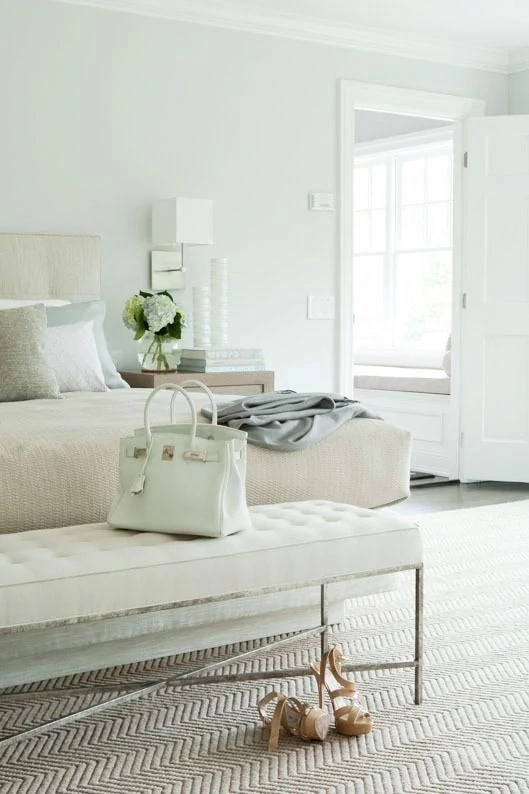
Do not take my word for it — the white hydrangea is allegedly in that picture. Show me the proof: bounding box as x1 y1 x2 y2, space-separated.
122 294 145 332
143 294 177 333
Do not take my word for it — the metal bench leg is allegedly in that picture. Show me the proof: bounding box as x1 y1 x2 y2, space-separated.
320 583 329 657
414 565 424 705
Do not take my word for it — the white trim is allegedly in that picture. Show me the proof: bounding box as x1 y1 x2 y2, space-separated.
343 81 485 121
339 84 355 397
51 0 517 74
354 126 454 158
339 80 484 397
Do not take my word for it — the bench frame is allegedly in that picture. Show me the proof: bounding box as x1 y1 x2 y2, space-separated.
0 562 424 750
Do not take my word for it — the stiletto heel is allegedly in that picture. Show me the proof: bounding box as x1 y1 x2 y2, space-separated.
257 691 330 750
311 647 373 737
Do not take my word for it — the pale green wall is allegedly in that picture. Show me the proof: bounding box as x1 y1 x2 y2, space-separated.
0 0 510 389
509 70 529 113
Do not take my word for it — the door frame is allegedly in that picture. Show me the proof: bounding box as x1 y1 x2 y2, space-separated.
338 81 484 478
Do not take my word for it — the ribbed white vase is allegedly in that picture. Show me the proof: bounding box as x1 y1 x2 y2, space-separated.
192 285 211 349
210 258 229 348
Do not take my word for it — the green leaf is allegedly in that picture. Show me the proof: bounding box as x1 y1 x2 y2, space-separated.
139 290 152 298
165 316 182 339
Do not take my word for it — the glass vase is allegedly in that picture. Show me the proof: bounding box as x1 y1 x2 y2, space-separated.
136 333 180 372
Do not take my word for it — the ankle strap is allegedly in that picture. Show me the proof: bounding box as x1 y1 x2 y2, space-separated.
326 647 357 692
258 692 287 750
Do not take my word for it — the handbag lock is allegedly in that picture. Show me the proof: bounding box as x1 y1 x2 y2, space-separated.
183 449 207 463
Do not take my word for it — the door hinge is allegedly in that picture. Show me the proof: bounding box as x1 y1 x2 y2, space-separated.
463 151 468 168
460 431 464 448
462 292 467 309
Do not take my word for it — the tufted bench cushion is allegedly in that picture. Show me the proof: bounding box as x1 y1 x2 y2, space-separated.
0 501 421 631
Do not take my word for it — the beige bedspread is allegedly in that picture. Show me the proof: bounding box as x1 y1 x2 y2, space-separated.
0 390 410 533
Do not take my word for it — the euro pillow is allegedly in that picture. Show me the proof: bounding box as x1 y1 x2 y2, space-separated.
0 304 60 402
46 300 129 389
44 320 107 393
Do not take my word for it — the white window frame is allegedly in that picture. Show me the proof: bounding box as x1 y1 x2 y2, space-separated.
353 128 454 368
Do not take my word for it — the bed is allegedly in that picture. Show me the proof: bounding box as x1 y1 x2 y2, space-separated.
0 233 411 534
0 389 410 534
0 233 411 683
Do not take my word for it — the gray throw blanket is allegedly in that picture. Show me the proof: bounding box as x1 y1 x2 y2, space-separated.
201 390 381 451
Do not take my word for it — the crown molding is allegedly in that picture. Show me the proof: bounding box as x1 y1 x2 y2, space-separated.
508 47 529 73
53 0 515 74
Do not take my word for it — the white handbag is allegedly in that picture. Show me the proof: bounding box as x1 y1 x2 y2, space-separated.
107 381 252 537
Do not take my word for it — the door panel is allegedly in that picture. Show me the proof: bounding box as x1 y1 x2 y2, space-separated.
461 115 529 482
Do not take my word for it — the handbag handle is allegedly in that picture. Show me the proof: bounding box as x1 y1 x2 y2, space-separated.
169 379 218 426
143 383 198 448
130 384 206 496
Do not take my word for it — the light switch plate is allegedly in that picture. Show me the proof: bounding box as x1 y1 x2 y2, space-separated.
308 192 335 211
307 295 335 320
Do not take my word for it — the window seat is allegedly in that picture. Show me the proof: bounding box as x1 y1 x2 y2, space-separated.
354 365 450 395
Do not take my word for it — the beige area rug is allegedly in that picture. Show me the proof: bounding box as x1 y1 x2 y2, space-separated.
1 500 529 794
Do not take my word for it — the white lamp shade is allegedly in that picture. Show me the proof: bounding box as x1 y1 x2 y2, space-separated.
152 197 214 246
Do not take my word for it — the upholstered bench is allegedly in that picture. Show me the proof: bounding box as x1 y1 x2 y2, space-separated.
0 500 423 748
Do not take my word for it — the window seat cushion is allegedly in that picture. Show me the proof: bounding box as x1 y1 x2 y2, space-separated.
354 365 450 395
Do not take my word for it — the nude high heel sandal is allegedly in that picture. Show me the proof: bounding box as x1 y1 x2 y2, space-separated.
311 647 373 737
257 691 330 750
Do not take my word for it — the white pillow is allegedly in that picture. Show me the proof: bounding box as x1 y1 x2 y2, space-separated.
0 299 71 309
44 320 107 393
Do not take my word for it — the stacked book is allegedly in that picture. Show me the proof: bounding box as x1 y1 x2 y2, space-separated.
178 348 266 373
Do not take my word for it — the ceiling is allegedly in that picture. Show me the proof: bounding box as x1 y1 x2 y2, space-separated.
54 0 529 73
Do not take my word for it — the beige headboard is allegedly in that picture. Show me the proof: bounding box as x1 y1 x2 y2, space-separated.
0 234 101 301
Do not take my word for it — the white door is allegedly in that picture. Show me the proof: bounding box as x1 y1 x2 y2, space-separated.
460 115 529 483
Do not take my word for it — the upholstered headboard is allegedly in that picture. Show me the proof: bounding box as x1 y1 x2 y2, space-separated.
0 234 101 301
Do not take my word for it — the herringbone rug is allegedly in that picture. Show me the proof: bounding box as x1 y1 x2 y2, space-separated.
1 500 529 794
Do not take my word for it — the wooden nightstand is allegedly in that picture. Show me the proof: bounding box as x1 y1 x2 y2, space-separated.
120 370 275 395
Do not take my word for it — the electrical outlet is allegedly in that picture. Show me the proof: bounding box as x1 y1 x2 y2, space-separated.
307 296 335 320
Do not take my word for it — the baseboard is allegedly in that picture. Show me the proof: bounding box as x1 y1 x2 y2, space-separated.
410 474 455 487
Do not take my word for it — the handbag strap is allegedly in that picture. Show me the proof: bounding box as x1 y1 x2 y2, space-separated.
130 384 203 496
143 383 198 448
170 379 218 426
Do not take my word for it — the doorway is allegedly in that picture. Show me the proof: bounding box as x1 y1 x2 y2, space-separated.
339 81 485 480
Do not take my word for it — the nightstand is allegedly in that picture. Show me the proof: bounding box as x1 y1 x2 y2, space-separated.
120 370 275 395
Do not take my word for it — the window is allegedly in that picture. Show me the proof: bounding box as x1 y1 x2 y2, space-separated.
353 131 453 368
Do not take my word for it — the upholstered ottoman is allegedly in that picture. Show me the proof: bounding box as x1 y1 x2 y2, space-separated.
0 501 423 748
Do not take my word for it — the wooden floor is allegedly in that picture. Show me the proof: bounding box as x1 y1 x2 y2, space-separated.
391 481 529 518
